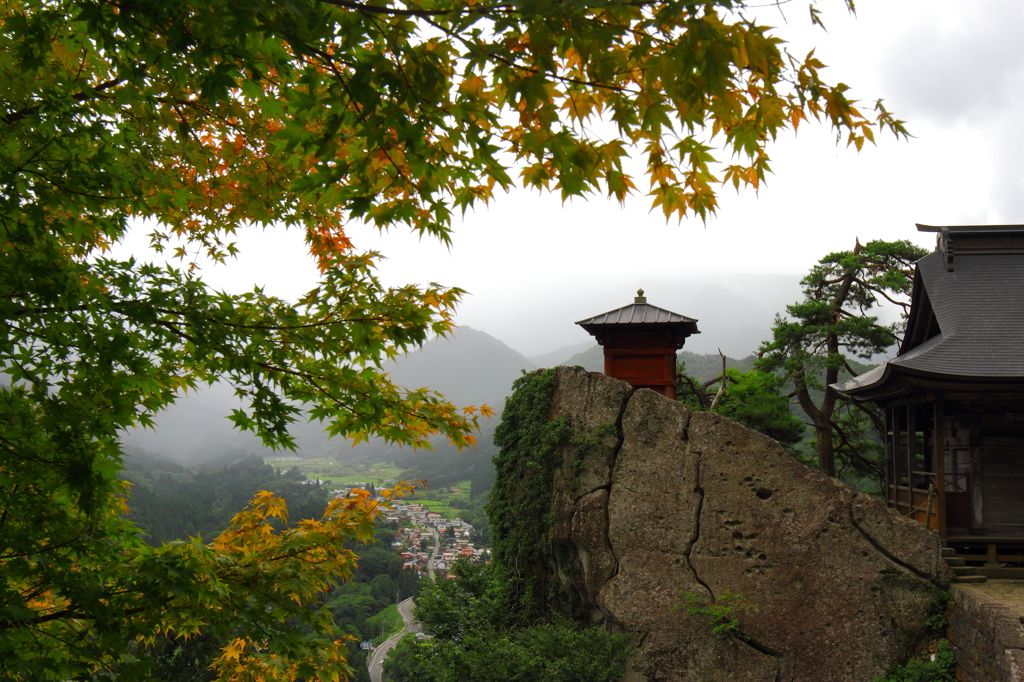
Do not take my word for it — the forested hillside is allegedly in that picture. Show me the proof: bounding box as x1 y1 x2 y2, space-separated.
123 450 324 542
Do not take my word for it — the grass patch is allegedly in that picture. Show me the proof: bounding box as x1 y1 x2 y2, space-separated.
366 603 405 645
412 499 458 518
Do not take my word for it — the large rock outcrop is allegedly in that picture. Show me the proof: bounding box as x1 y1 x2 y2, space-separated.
546 366 949 682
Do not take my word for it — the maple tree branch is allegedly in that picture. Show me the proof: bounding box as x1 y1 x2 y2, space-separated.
420 15 633 95
0 608 89 631
18 582 53 604
249 359 454 434
315 0 671 19
0 533 88 561
316 0 509 17
10 128 84 178
20 168 131 202
146 305 396 332
1 78 126 126
219 571 311 617
2 598 169 632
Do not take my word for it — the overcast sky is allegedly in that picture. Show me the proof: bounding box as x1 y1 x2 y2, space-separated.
114 0 1024 358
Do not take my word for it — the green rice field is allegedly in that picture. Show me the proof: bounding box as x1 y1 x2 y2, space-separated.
262 457 405 485
264 459 476 516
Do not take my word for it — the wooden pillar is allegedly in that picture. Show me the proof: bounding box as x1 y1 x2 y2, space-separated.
885 407 895 508
971 415 984 529
907 405 917 515
933 401 947 538
892 408 903 510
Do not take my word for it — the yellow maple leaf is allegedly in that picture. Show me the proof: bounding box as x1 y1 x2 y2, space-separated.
222 637 246 662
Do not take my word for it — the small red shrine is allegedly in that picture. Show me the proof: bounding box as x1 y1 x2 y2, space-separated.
576 290 699 399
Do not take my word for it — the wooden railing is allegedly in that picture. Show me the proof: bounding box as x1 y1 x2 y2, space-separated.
889 477 939 531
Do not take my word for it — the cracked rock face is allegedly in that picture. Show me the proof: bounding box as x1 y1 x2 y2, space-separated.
547 367 950 682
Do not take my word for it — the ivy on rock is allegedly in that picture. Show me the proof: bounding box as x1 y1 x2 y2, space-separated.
488 369 573 623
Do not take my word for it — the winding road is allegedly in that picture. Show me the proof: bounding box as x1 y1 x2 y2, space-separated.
368 597 418 682
369 527 439 682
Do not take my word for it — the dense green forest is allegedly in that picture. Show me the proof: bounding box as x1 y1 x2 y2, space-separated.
123 449 326 543
120 451 419 682
390 420 499 503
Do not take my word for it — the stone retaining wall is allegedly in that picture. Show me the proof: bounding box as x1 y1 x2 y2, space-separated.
952 585 1024 681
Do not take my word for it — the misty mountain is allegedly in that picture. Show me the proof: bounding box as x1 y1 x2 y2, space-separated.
529 341 593 369
560 344 603 372
120 326 535 464
652 280 795 358
351 327 538 494
381 326 535 409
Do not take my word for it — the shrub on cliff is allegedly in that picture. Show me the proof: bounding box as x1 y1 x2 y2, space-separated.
875 640 956 682
407 561 632 682
488 369 574 621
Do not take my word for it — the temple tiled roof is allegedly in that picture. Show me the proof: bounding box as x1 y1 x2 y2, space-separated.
834 225 1024 395
576 302 697 326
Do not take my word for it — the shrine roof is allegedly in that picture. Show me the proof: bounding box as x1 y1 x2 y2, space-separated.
834 224 1024 396
576 290 699 334
575 303 697 327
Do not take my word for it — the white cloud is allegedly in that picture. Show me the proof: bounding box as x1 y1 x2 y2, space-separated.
879 3 1024 125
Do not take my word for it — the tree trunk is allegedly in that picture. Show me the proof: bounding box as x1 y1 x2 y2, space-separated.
811 239 863 478
793 368 836 476
814 418 836 477
817 383 839 477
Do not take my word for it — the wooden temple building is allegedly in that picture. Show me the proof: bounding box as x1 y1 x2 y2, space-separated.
835 224 1024 566
576 290 699 399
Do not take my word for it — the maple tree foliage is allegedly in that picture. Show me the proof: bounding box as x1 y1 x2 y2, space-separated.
2 0 905 678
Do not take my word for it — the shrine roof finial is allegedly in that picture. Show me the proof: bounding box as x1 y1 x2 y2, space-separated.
635 288 646 303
